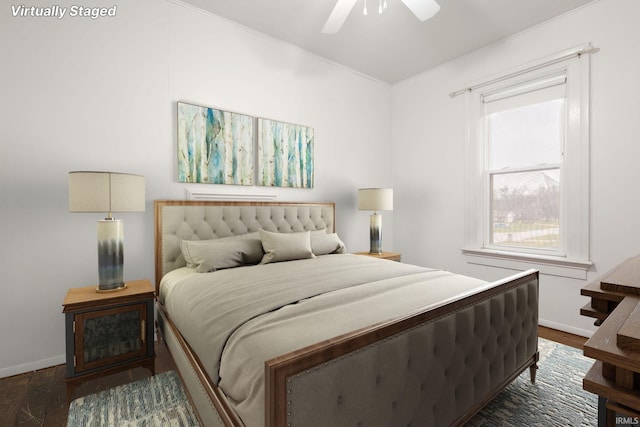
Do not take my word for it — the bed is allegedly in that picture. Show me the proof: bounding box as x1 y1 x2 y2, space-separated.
154 200 539 427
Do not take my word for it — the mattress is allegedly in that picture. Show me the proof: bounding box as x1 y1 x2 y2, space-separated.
159 266 197 304
162 254 491 427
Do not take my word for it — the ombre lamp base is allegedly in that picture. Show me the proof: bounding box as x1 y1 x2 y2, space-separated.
369 212 383 254
96 218 126 292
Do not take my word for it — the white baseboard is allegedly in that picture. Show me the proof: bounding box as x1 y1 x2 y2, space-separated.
0 354 65 379
1 336 161 379
539 318 594 339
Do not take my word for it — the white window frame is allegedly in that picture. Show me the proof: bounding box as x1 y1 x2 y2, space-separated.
461 45 593 279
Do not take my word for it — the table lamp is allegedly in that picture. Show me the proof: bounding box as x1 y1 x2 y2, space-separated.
358 188 393 254
69 171 145 292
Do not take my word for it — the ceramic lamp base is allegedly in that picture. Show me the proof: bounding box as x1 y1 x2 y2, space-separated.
369 212 383 254
97 219 125 292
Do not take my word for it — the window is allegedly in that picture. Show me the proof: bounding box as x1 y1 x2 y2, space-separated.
486 76 564 254
462 47 592 278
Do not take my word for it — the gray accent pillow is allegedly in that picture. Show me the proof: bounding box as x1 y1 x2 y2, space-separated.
311 233 346 255
259 230 315 264
180 232 263 273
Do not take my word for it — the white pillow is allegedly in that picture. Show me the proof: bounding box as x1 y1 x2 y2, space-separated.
311 233 346 255
180 232 263 273
259 230 315 264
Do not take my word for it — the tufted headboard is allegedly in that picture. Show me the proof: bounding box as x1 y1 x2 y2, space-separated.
154 200 335 291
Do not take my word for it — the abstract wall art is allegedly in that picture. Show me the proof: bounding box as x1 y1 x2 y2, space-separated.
257 118 314 188
177 102 254 185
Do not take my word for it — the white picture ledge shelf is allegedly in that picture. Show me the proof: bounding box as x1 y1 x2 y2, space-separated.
186 189 277 201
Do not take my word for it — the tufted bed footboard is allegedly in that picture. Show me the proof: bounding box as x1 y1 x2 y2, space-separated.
265 269 539 427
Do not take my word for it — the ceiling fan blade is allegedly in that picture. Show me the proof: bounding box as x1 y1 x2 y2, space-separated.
400 0 440 21
322 0 358 34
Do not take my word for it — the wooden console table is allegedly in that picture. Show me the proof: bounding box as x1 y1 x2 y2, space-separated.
581 256 640 426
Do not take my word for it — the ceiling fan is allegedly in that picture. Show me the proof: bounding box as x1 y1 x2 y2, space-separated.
322 0 440 34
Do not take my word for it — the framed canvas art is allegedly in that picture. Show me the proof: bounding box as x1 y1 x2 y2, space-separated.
257 118 314 188
177 102 254 185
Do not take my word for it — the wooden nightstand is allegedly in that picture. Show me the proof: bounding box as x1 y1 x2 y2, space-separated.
62 279 155 401
354 251 402 262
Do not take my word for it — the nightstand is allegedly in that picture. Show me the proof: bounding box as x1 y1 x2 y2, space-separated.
62 279 155 401
354 251 402 262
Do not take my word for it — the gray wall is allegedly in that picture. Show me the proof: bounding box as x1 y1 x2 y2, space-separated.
391 0 640 337
0 0 392 377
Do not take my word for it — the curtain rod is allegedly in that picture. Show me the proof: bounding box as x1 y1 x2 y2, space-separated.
449 43 595 98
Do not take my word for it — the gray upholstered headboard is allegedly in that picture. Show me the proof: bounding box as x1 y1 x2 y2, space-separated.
154 200 336 290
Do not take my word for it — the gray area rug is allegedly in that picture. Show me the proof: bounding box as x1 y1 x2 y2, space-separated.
469 337 597 426
67 370 199 426
67 339 596 426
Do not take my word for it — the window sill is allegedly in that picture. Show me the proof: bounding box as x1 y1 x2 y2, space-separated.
461 247 593 279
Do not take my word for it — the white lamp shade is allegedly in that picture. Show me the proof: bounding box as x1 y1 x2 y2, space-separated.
358 188 393 211
69 171 145 214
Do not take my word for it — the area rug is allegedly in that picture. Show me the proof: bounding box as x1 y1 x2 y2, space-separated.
468 337 598 426
67 370 199 426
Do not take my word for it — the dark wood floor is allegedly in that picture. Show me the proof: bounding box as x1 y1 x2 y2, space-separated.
0 338 176 426
538 324 588 350
0 326 586 426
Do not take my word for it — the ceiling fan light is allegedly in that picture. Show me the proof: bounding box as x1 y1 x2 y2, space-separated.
400 0 440 21
323 0 439 34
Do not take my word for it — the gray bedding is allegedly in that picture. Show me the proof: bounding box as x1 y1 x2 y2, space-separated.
164 254 490 427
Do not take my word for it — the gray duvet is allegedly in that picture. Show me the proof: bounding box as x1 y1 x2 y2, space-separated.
165 254 489 427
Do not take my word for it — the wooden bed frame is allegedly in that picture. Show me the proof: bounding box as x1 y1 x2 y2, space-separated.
154 200 540 427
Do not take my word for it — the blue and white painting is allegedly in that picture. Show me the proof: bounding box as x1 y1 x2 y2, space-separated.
257 118 314 188
177 102 253 185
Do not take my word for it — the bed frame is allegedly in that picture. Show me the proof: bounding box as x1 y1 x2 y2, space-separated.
154 200 539 427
